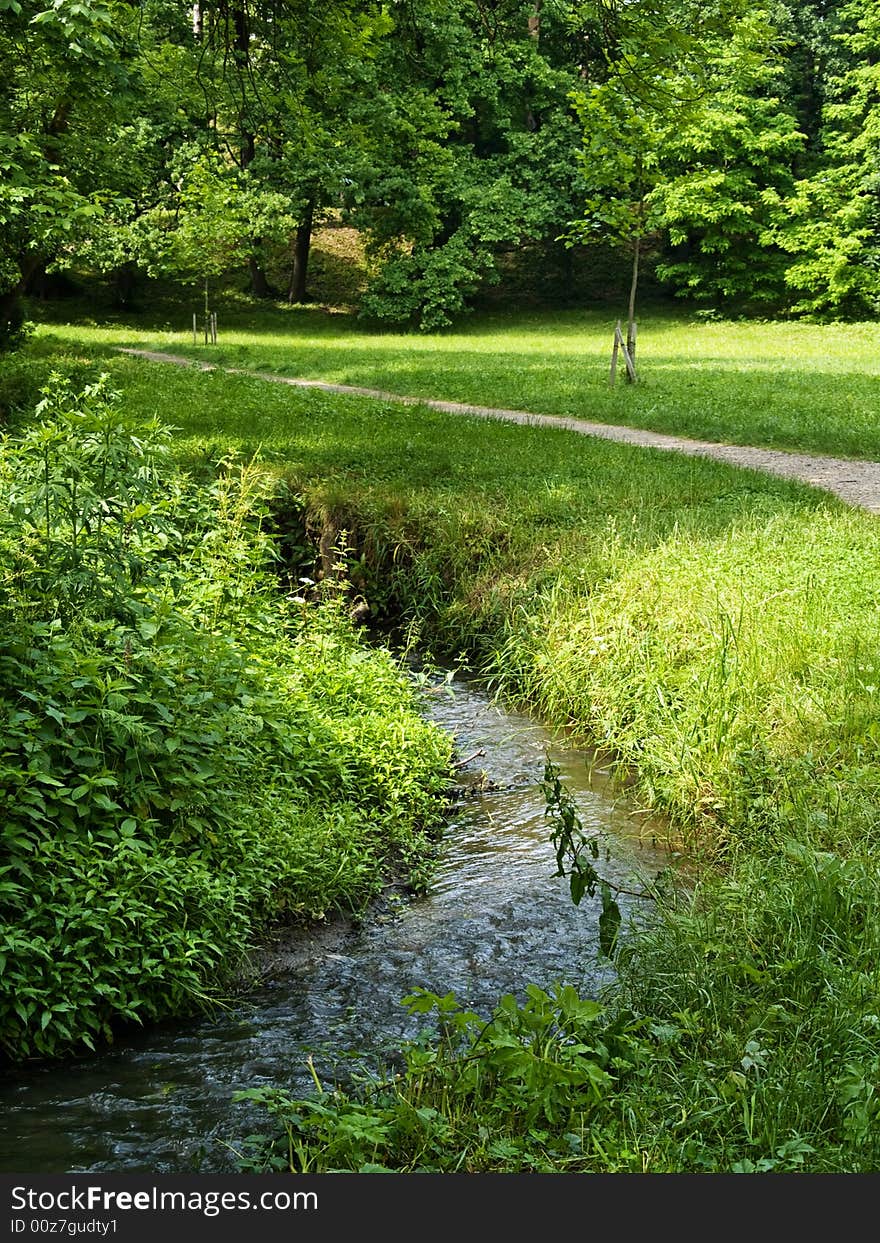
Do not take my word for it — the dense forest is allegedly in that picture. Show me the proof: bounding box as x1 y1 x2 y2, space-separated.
1 0 879 343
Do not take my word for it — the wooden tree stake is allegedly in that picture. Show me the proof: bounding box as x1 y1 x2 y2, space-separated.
627 320 637 380
621 335 637 383
612 321 637 384
610 320 621 386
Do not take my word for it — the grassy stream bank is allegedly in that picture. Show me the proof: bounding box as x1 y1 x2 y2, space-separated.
5 324 880 1170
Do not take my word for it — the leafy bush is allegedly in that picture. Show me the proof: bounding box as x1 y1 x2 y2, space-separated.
359 232 494 332
234 984 652 1173
0 374 452 1061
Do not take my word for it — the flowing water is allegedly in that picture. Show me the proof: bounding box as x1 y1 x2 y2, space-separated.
0 674 675 1174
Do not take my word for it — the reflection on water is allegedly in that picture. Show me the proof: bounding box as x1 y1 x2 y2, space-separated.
0 675 673 1174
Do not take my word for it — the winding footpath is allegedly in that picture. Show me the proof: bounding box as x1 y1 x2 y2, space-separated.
120 347 880 515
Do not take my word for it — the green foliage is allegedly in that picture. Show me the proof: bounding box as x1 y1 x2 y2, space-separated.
23 321 880 1170
650 10 805 307
0 372 452 1061
136 154 254 289
234 984 649 1172
0 0 136 340
571 7 805 314
541 759 622 952
769 0 880 316
541 759 600 905
7 0 880 331
348 0 595 327
359 234 495 332
572 83 667 250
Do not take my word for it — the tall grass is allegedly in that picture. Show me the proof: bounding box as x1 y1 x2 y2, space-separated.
9 330 880 1167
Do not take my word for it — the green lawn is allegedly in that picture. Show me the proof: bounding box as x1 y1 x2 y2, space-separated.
20 330 876 854
33 303 880 460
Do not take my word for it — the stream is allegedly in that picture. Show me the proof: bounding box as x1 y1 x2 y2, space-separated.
0 674 674 1174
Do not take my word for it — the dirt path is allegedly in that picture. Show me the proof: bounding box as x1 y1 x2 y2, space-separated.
120 347 880 515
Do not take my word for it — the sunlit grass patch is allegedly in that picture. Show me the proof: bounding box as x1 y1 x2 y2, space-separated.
30 305 880 460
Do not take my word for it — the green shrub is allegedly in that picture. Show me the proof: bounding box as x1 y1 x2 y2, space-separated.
359 233 495 332
0 374 452 1061
234 984 652 1173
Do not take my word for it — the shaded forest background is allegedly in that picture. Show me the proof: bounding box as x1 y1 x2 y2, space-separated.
1 0 878 341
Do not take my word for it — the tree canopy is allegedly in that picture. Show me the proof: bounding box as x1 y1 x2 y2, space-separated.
1 0 879 341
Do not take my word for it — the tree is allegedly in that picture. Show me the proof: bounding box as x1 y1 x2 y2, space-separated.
570 1 805 357
352 0 594 329
176 0 391 301
650 9 805 309
0 0 137 347
4 0 871 341
570 77 673 371
768 0 880 316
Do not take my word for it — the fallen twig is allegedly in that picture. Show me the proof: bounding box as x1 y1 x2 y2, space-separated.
452 748 486 770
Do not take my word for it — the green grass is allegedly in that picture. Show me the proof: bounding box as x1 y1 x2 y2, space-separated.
13 333 877 855
29 300 880 460
10 322 880 1168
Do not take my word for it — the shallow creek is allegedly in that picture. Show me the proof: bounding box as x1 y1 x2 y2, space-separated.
0 674 674 1174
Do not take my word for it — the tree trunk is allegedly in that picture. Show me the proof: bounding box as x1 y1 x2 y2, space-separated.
626 237 640 381
24 262 51 300
288 200 315 304
113 261 138 309
248 256 273 298
525 0 543 129
236 120 270 298
231 0 267 297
